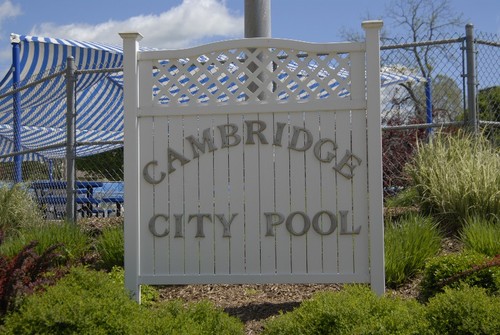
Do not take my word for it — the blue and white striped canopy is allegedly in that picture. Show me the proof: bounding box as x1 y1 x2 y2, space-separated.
0 35 423 162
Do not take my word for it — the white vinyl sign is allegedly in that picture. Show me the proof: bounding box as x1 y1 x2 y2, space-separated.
121 21 385 302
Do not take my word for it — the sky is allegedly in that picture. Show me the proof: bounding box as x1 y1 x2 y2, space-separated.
0 0 498 73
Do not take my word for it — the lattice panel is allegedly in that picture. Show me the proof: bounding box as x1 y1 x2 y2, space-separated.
151 47 352 106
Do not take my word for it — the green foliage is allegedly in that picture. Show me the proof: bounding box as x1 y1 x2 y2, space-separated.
76 148 123 180
478 86 500 145
145 300 244 335
263 285 427 335
0 266 244 335
420 251 500 301
385 213 442 287
107 266 159 308
407 131 500 226
0 266 146 334
0 222 90 264
425 285 500 335
0 184 43 236
460 216 500 257
0 241 65 317
95 225 124 270
384 187 419 208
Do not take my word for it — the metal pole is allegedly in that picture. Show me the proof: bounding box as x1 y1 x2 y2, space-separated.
10 34 22 183
245 0 271 38
465 23 478 134
66 56 76 223
425 77 433 137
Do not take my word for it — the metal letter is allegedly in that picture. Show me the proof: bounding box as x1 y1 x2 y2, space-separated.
273 122 287 146
186 128 217 159
143 160 167 185
339 210 361 235
218 123 241 148
148 214 169 237
215 213 238 237
167 148 190 174
174 214 184 238
312 210 337 235
289 126 313 151
285 211 311 236
188 214 212 238
313 138 337 163
245 120 269 144
264 212 285 236
332 150 362 179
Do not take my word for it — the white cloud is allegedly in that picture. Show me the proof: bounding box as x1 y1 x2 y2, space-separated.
0 0 21 37
29 0 243 49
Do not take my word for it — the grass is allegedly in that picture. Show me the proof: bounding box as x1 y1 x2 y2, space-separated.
407 131 500 226
0 184 43 235
384 213 442 287
460 216 500 257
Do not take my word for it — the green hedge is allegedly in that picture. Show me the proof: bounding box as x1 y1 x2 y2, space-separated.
0 266 244 335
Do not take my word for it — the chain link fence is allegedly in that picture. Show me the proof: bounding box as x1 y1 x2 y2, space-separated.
0 25 498 219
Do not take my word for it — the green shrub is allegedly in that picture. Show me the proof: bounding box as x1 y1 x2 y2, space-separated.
0 266 146 334
425 286 500 335
0 184 43 236
420 251 500 301
107 266 159 308
385 213 442 287
407 131 500 226
385 187 419 208
95 225 124 270
145 300 244 335
0 222 90 263
263 285 426 335
1 266 244 334
460 216 500 257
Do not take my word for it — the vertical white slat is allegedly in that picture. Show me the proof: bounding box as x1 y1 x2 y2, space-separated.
350 50 370 277
243 114 262 274
152 117 170 275
228 114 245 274
288 112 308 274
259 113 277 274
363 20 385 295
317 111 339 274
183 115 201 274
273 112 292 274
213 114 231 275
167 116 186 275
121 32 143 301
139 117 155 275
198 116 215 275
139 60 154 110
351 109 369 276
335 110 354 274
303 111 323 274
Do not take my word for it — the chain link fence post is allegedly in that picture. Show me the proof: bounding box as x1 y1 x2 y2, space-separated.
465 24 478 134
66 56 76 223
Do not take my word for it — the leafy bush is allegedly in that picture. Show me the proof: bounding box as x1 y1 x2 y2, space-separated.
0 222 90 264
0 241 65 317
0 266 146 334
0 184 43 236
145 300 244 335
384 187 419 208
263 285 427 335
95 225 124 270
107 266 159 307
460 216 500 257
420 251 500 301
407 131 500 226
385 213 442 287
425 286 500 335
1 266 244 334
